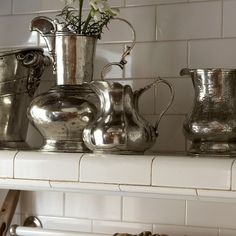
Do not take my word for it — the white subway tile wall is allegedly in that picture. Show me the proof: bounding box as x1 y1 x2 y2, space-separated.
1 0 236 235
17 189 236 235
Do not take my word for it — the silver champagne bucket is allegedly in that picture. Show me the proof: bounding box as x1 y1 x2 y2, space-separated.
180 68 236 156
0 47 50 149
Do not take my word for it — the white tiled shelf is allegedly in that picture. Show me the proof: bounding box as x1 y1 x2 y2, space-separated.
1 150 236 202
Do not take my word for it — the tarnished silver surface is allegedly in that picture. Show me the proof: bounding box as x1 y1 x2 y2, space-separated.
83 79 174 154
180 68 236 156
30 16 97 84
0 48 50 149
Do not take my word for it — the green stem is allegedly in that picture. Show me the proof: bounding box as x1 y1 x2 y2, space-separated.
82 10 92 34
78 0 84 34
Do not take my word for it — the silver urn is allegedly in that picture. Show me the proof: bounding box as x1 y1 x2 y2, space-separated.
27 16 99 152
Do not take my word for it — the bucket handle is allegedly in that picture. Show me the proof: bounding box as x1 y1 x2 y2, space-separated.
101 17 136 80
16 50 51 96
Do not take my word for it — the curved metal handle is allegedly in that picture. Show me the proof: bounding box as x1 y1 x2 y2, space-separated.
154 78 175 134
101 17 136 80
16 50 51 96
30 16 56 71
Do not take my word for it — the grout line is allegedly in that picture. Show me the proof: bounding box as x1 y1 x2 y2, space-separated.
125 0 221 8
120 196 123 221
11 0 13 15
100 35 236 44
91 219 94 233
150 156 156 186
187 40 190 67
196 188 199 198
5 0 221 18
62 192 66 217
13 151 19 179
221 0 224 38
78 153 86 182
230 159 236 190
155 5 158 41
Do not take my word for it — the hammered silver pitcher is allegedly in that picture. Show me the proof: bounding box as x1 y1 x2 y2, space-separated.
0 47 50 149
180 68 236 156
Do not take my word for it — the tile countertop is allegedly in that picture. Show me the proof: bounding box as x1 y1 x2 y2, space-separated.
1 150 236 201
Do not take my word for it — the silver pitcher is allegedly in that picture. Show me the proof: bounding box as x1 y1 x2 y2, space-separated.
0 47 50 149
83 60 174 154
180 68 236 156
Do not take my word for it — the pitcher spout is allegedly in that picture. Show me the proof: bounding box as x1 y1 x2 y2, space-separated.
30 16 56 72
180 68 193 76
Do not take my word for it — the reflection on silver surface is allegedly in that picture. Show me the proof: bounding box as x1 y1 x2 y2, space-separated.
0 48 50 149
28 84 99 152
83 79 174 154
180 68 236 156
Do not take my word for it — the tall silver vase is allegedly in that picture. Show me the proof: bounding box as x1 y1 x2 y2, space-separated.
180 68 236 156
27 17 99 152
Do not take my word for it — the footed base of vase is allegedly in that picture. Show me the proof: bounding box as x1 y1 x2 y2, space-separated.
0 141 30 150
92 149 145 155
40 139 91 153
188 141 236 157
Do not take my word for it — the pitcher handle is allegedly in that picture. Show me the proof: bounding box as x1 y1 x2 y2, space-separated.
101 17 136 80
154 77 175 134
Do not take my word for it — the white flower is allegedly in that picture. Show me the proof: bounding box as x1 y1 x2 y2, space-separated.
106 7 119 17
90 0 108 12
91 10 102 22
89 0 119 22
58 0 120 36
